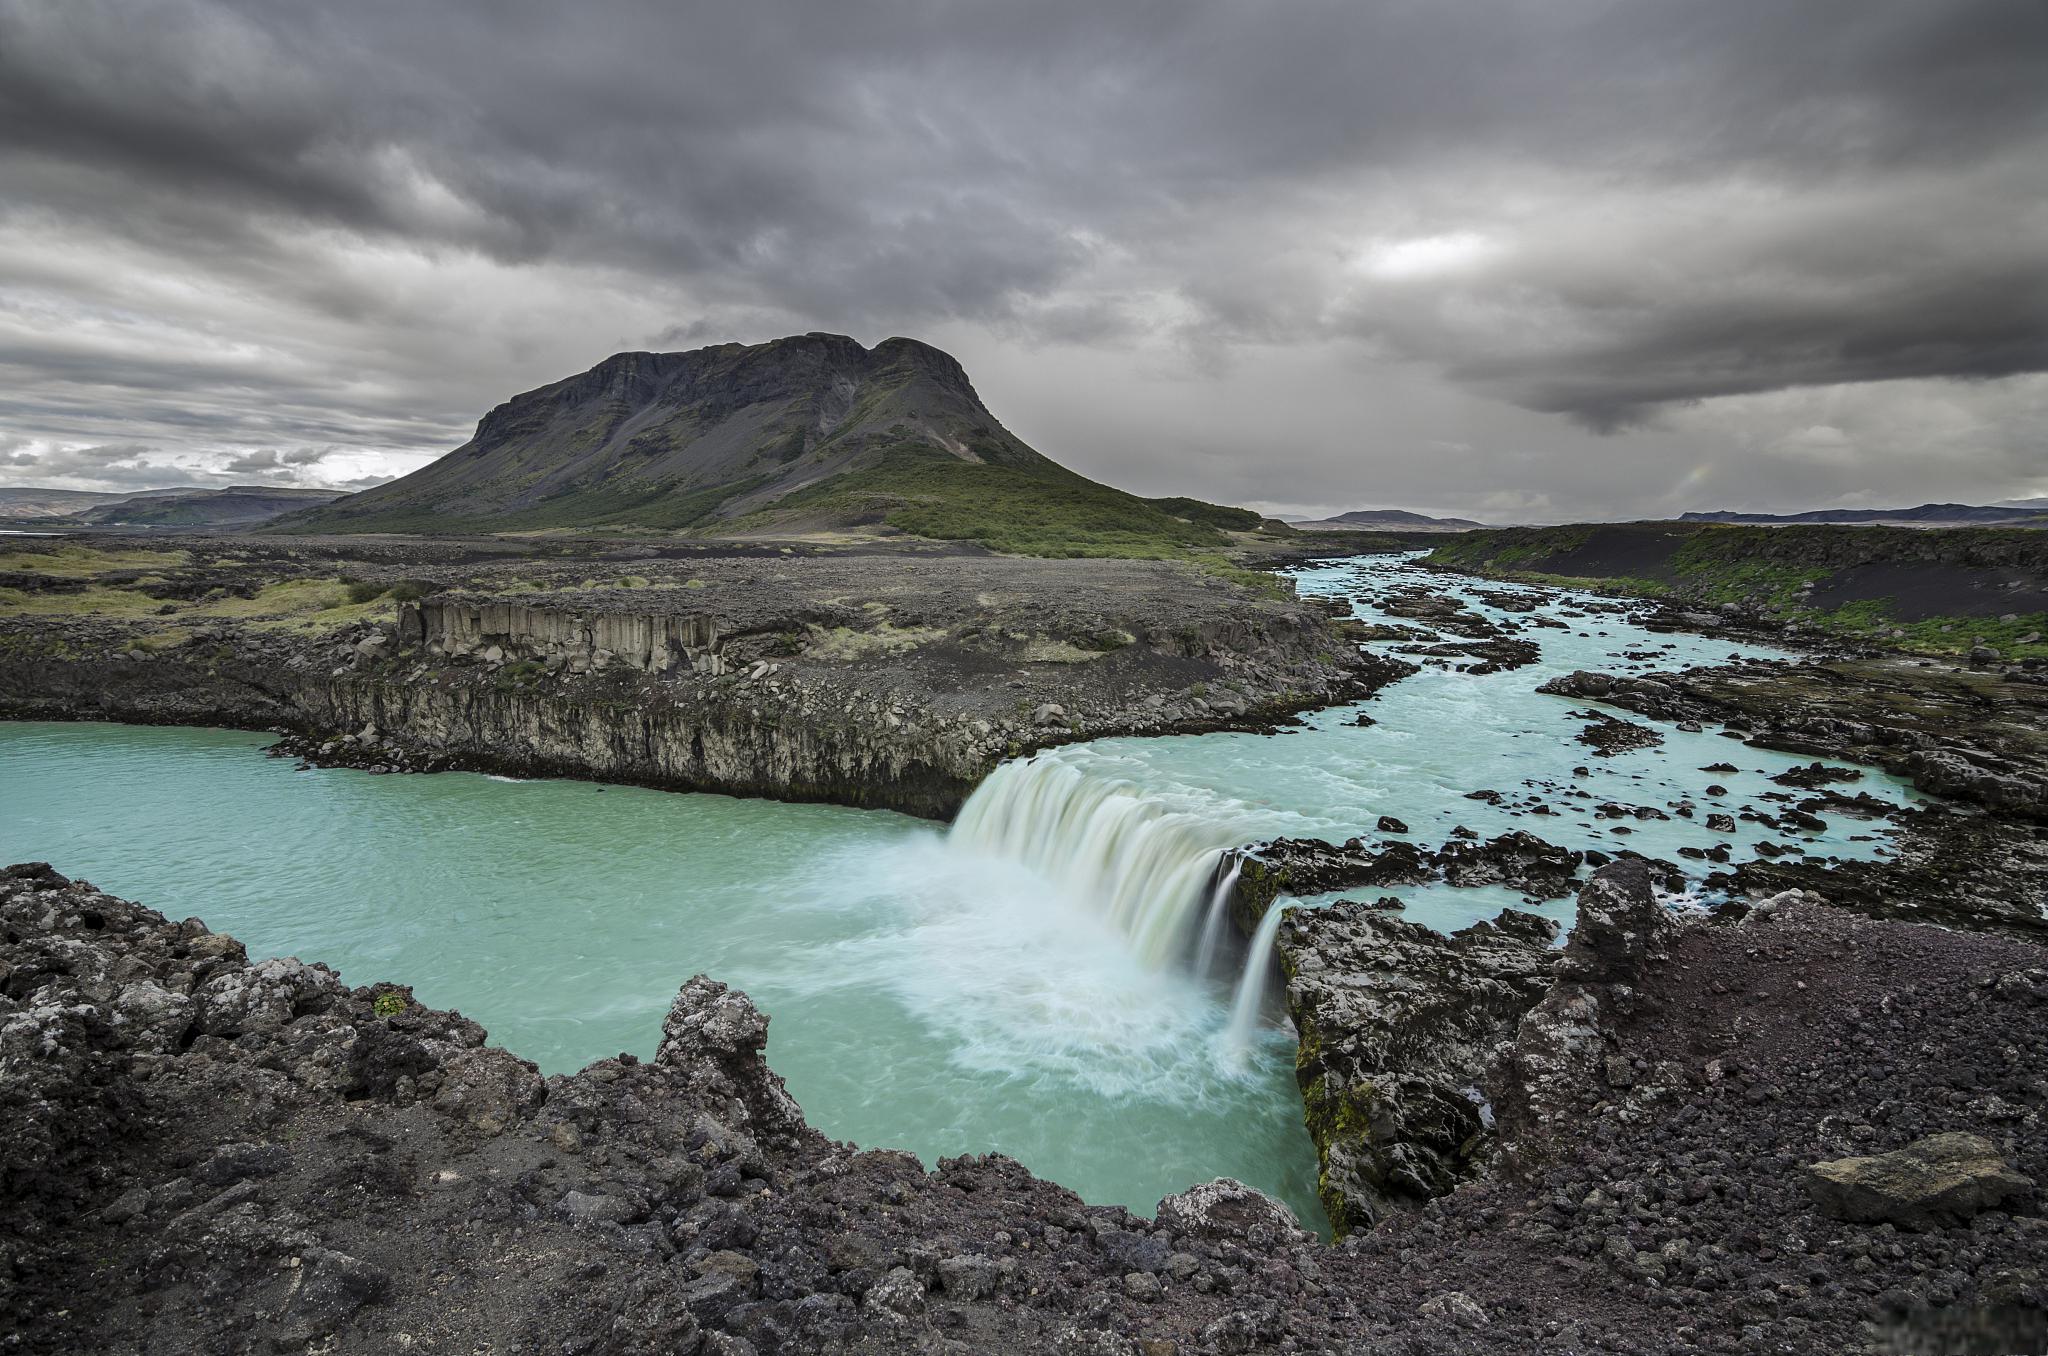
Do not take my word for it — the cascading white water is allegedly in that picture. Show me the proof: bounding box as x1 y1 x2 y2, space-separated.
1192 860 1244 979
950 750 1300 1057
949 749 1255 970
1224 897 1293 1054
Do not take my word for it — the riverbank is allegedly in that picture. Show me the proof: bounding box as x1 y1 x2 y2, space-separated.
7 859 2041 1354
1191 557 2048 1247
1537 656 2048 941
0 535 1393 817
1425 521 2048 663
10 537 2046 1295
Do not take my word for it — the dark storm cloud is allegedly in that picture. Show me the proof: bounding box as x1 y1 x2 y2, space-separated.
0 0 2044 504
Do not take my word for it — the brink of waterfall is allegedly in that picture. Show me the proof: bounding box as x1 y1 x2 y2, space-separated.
949 749 1293 1046
948 750 1256 969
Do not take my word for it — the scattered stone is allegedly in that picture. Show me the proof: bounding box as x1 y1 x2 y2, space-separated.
1805 1133 2035 1230
1418 1291 1489 1327
1772 761 1862 789
1574 711 1664 757
1154 1178 1306 1246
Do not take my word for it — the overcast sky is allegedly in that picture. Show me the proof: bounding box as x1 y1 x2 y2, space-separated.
2 0 2043 520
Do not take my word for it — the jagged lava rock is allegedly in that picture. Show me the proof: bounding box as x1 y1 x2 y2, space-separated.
1491 858 1677 1159
1277 901 1559 1235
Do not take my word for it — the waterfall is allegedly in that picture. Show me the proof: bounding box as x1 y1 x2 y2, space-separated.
950 751 1299 1054
1224 897 1293 1052
1192 860 1244 979
949 750 1253 969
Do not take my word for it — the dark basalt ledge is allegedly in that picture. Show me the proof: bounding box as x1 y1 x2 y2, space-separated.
0 577 1410 821
1222 830 1593 937
1263 860 1676 1240
1279 901 1560 1236
1536 662 2048 822
11 861 2046 1354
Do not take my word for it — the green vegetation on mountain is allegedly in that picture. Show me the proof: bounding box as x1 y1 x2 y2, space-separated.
1431 522 2048 659
302 476 781 536
274 331 1300 565
1143 497 1269 532
739 447 1239 558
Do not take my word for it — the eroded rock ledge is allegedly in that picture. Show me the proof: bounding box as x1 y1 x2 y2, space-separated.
1279 902 1559 1235
0 547 1401 818
1225 830 1605 935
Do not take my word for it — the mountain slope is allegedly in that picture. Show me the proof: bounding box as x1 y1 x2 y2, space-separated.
0 487 129 521
287 333 1065 534
0 487 209 522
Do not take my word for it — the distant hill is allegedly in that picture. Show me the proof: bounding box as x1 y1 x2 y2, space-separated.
279 333 1266 558
0 486 206 522
1681 503 2048 528
77 485 346 527
1287 508 1483 532
0 484 339 527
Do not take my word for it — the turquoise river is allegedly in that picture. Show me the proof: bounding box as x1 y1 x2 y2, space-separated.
0 555 1919 1227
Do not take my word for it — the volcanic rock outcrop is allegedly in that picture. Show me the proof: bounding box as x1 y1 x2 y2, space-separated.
0 544 1388 818
1277 902 1560 1234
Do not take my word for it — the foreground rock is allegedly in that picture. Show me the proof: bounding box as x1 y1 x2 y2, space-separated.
1806 1134 2035 1231
1491 859 1678 1157
8 861 2047 1354
1440 891 2048 1355
1278 903 1559 1234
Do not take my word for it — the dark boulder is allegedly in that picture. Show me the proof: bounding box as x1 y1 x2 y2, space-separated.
1279 903 1560 1235
1805 1134 2034 1230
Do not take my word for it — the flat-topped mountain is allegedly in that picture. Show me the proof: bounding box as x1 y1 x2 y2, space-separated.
1682 503 2048 528
286 333 1066 535
76 485 345 527
0 486 209 522
1288 508 1483 532
0 485 342 528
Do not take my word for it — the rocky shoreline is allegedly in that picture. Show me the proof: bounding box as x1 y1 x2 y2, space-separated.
1536 658 2048 940
1212 588 2048 1261
7 859 2044 1354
